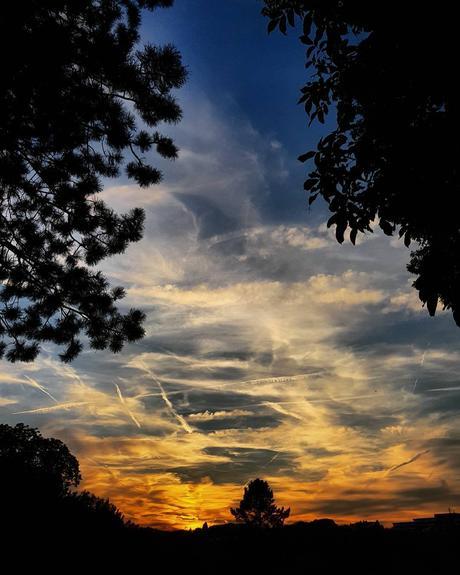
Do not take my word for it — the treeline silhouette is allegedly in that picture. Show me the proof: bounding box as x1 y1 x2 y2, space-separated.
1 423 458 573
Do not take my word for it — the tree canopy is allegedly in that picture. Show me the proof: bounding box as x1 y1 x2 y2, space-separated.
0 422 80 501
263 1 460 325
231 478 290 528
0 423 127 533
0 0 186 362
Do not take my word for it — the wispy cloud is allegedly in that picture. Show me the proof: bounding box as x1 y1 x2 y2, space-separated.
2 95 460 530
136 362 193 434
263 401 304 421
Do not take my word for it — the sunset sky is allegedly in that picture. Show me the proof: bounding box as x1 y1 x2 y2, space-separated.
2 0 460 530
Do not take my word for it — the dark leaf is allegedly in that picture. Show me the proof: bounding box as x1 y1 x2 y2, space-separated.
298 151 316 162
304 178 318 190
350 228 358 245
335 219 347 244
267 19 278 34
427 294 438 317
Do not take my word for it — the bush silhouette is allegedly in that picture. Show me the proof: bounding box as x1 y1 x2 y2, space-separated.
231 478 290 528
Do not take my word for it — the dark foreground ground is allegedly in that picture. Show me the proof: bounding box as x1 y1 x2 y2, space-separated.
3 520 458 574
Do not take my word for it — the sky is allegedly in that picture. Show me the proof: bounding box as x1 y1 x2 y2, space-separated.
3 0 460 530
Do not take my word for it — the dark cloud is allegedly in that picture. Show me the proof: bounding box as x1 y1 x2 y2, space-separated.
190 415 279 432
140 389 263 420
416 393 460 419
341 488 380 496
69 424 154 439
352 464 387 474
423 435 460 472
202 350 255 362
129 335 203 358
201 349 274 366
395 483 455 504
207 234 248 257
304 447 343 459
178 194 238 239
304 482 458 518
178 390 258 413
170 447 308 484
331 409 399 433
337 316 432 351
305 498 394 517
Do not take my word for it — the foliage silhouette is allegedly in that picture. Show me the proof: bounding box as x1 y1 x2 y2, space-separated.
62 490 127 530
230 478 290 528
0 1 186 362
0 423 126 533
1 424 460 573
263 1 460 325
0 422 80 500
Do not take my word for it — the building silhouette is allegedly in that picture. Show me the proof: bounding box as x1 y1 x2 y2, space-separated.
393 512 460 532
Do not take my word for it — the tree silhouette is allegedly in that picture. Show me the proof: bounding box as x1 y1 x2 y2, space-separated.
263 1 460 326
0 422 81 524
231 478 290 528
0 422 81 494
0 1 186 362
0 423 128 535
63 490 127 530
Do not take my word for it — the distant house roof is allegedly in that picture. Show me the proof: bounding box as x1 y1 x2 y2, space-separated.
393 512 460 530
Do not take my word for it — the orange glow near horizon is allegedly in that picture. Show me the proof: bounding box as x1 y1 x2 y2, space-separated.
69 416 457 531
2 183 460 532
4 1 460 536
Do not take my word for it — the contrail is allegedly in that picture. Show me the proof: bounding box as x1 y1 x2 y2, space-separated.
426 386 460 392
24 376 58 403
137 361 193 434
268 453 279 465
157 346 190 364
235 393 384 410
157 346 216 375
265 453 279 467
298 393 381 405
387 450 430 473
254 452 282 479
420 350 426 366
41 354 84 386
114 383 142 429
259 452 279 472
12 401 89 415
263 401 303 421
412 342 430 393
156 379 193 434
133 390 184 400
240 372 325 386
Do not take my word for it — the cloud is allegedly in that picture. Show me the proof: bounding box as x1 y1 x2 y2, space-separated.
0 398 17 407
134 361 194 434
263 401 304 421
3 93 460 530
